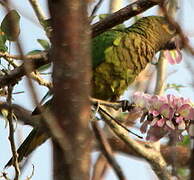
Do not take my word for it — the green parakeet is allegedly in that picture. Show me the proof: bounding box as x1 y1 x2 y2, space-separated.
6 16 177 167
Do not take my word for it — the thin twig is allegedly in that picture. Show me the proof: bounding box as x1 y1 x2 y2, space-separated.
0 172 11 180
28 0 50 36
25 164 35 180
0 102 42 128
98 106 142 139
7 85 20 179
90 0 103 16
0 56 50 88
92 0 162 37
91 154 108 180
0 51 47 60
30 71 52 89
91 121 126 180
90 97 123 110
0 52 52 89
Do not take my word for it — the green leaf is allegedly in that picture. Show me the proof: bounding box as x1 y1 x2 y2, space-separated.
27 49 42 55
1 10 20 41
37 39 50 50
177 167 189 178
178 135 190 146
99 14 109 20
37 63 51 72
0 29 7 52
165 83 185 92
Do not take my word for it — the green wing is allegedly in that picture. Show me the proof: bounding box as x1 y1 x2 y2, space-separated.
92 29 125 68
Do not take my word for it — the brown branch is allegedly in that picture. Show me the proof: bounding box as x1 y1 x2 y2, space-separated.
108 137 190 168
92 0 162 37
49 0 92 179
0 102 42 128
98 106 142 138
28 0 49 36
90 0 103 16
0 51 51 89
0 56 50 88
91 121 126 180
0 51 47 60
154 52 167 96
7 85 20 179
30 71 53 89
91 154 108 180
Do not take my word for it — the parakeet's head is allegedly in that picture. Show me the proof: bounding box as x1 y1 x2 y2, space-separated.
128 16 177 51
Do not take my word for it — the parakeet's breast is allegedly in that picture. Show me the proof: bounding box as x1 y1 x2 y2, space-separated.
91 16 177 101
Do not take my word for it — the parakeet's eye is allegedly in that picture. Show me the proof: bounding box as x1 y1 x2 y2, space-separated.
162 23 176 35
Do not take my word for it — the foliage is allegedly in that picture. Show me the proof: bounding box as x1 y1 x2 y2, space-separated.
1 10 20 41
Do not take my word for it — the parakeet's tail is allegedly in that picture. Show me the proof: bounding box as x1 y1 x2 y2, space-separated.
5 128 49 168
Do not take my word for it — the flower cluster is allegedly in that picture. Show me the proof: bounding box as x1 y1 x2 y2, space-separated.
132 92 194 141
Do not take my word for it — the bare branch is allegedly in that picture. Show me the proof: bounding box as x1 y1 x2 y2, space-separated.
91 154 108 180
7 85 20 179
0 51 47 60
92 0 162 37
90 0 103 16
30 71 52 89
91 121 126 180
0 102 42 128
28 0 50 36
0 56 50 88
108 137 190 168
49 0 92 179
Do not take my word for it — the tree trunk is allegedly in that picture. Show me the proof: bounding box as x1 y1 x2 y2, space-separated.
48 0 92 179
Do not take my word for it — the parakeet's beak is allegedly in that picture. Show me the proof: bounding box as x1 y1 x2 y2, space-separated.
161 35 181 50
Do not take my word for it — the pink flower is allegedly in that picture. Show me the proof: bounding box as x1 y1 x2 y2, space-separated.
131 92 194 141
159 104 174 120
163 50 182 65
157 118 165 127
177 104 192 119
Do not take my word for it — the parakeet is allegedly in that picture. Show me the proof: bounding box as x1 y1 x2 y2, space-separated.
5 16 177 167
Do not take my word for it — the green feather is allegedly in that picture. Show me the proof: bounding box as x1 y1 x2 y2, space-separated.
92 16 176 100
